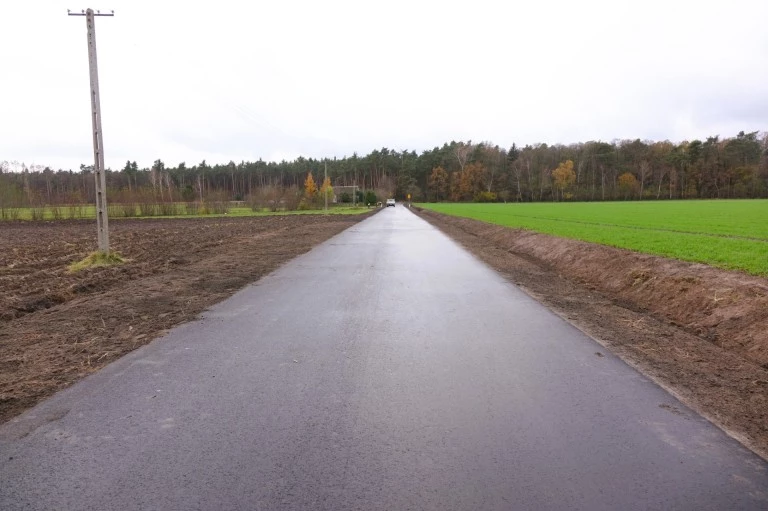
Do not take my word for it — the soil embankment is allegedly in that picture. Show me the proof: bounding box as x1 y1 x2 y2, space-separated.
415 207 768 460
0 213 374 423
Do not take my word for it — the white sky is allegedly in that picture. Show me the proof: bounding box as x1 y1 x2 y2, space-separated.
1 0 766 171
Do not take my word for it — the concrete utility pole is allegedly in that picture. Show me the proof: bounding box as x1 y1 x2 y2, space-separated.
68 8 114 254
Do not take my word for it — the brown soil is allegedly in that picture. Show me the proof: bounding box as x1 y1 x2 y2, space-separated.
0 213 373 423
414 208 768 461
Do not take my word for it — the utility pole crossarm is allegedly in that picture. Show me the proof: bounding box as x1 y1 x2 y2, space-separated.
67 9 114 16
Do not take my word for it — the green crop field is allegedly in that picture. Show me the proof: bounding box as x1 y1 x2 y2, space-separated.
420 200 768 276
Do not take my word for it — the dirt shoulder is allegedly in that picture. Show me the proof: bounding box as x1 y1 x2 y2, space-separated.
0 213 374 423
414 208 768 461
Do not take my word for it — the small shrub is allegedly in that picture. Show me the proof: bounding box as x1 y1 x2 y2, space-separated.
138 202 157 217
247 194 262 212
68 205 84 219
119 203 137 217
474 191 497 203
185 202 200 215
205 200 229 214
282 187 301 211
50 206 63 220
202 191 231 214
30 207 45 221
158 202 179 216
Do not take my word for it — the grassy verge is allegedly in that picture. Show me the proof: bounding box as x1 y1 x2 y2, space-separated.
419 200 768 276
68 251 126 272
222 206 373 217
1 205 373 221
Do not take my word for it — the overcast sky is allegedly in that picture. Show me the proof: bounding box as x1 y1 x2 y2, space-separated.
1 0 766 171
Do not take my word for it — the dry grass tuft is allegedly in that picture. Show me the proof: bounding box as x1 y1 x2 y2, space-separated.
68 251 125 273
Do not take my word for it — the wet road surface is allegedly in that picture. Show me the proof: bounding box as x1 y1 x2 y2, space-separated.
1 206 767 510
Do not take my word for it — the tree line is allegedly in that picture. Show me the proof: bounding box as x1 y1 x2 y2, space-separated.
1 130 766 209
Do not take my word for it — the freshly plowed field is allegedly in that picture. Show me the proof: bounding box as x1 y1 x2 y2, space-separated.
0 213 373 422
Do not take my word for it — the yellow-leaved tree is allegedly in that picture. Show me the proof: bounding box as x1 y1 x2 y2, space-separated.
551 160 576 201
304 172 317 200
618 172 639 200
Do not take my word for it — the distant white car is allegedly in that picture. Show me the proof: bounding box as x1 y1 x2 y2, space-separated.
386 199 396 207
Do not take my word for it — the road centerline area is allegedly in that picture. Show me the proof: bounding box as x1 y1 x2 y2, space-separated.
2 206 767 510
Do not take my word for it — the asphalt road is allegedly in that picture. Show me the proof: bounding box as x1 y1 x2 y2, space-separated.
2 206 767 510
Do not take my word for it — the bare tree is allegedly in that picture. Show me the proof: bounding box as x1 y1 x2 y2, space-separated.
454 141 474 172
638 160 650 199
